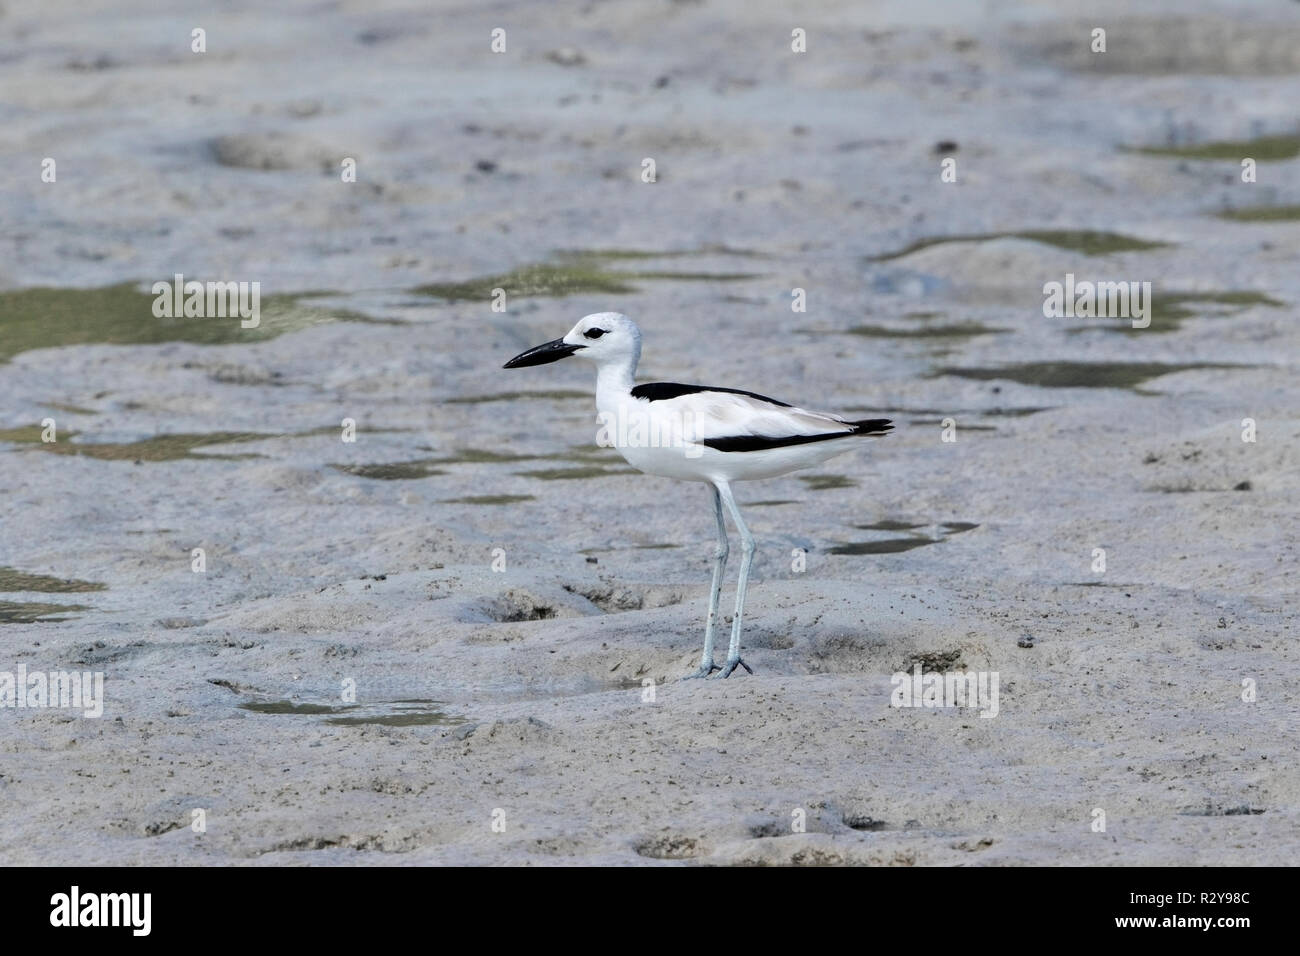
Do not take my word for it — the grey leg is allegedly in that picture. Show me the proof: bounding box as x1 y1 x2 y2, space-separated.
685 483 728 678
715 481 755 678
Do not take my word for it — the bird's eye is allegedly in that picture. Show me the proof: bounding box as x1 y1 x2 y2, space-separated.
583 328 607 339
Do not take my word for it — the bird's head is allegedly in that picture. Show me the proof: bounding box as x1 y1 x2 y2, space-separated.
503 312 641 369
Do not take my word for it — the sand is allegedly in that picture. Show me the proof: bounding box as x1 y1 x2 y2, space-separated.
1 0 1297 865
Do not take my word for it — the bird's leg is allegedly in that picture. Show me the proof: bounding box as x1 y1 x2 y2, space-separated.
715 482 755 678
685 483 728 679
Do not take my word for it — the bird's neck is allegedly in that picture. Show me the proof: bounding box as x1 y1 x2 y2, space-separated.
595 359 635 409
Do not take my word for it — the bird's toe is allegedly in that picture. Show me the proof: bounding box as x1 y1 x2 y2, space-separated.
684 662 721 680
716 657 754 678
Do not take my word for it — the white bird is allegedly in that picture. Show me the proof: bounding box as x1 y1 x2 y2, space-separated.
504 312 892 678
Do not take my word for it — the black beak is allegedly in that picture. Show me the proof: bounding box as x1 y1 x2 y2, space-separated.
503 338 584 369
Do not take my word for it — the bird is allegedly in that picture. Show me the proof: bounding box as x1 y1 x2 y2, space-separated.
503 312 892 679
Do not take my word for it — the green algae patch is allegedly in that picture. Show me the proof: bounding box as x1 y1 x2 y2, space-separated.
55 432 270 461
425 448 538 464
332 461 445 480
2 427 275 461
1143 290 1283 333
1216 205 1300 222
844 322 1007 339
979 406 1054 417
447 390 589 405
0 284 376 363
555 245 768 261
325 711 465 727
1061 289 1284 335
800 474 856 491
441 494 536 505
871 230 1168 262
241 701 346 715
0 568 106 593
517 466 638 480
0 600 90 623
240 698 466 727
415 256 759 302
0 425 71 444
934 361 1240 390
416 264 639 301
3 424 423 463
1132 134 1300 162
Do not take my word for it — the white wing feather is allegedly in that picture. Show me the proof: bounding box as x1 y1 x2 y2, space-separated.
651 391 854 442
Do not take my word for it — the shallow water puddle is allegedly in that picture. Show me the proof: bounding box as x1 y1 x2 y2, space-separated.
870 230 1168 262
800 474 856 491
1131 134 1300 162
240 698 466 727
828 520 980 556
0 284 375 362
934 361 1241 390
829 538 939 555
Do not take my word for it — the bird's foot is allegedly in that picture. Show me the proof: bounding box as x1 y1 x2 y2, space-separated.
716 657 754 678
684 661 721 679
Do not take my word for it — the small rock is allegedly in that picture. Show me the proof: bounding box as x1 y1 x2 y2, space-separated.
211 132 341 172
1017 635 1035 648
155 617 205 629
546 48 586 67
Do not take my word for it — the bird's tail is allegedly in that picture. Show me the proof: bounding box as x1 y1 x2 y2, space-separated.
850 418 893 436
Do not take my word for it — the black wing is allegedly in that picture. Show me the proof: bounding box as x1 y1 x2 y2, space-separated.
630 382 793 408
